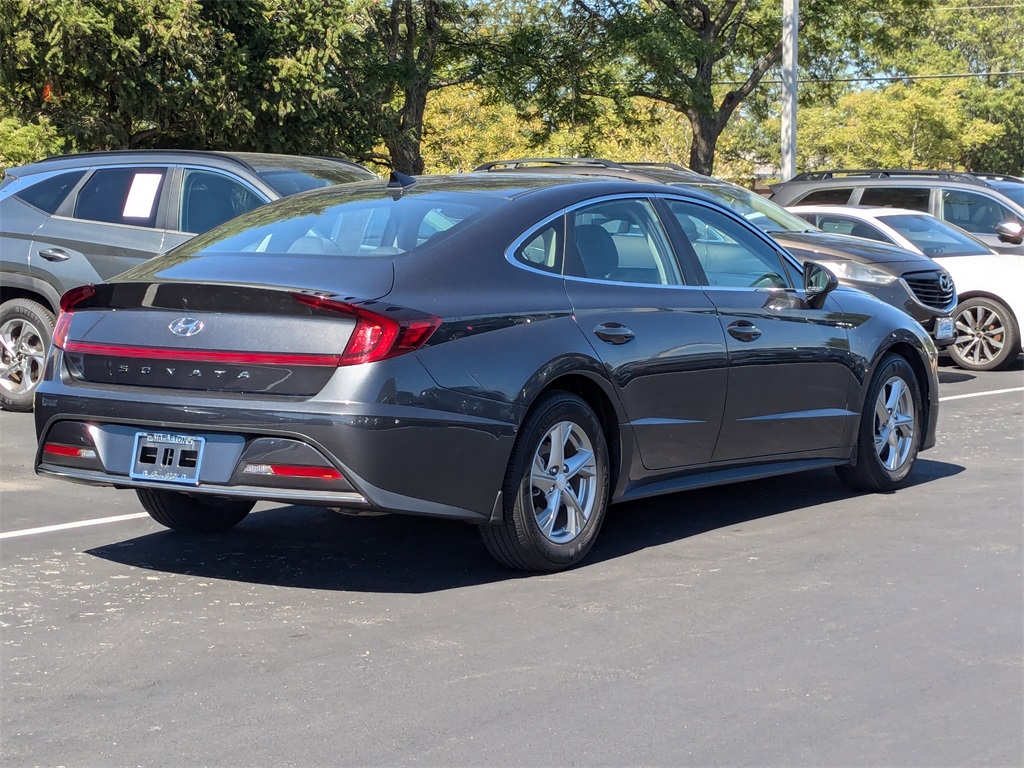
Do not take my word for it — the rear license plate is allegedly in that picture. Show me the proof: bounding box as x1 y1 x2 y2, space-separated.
935 316 954 340
129 431 206 485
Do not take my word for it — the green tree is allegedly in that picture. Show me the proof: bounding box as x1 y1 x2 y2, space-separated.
483 0 933 175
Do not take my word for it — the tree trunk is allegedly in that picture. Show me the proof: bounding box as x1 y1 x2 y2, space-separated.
688 113 721 176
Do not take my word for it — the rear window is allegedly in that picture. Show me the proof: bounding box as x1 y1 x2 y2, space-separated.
252 158 377 196
172 187 503 259
14 170 86 213
795 188 854 205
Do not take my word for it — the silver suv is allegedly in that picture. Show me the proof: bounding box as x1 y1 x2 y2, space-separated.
769 170 1024 256
0 150 376 410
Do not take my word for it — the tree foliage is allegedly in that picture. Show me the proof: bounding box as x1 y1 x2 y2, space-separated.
480 0 934 175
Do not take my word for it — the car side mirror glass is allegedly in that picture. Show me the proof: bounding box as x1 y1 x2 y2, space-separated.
804 261 838 309
995 220 1024 245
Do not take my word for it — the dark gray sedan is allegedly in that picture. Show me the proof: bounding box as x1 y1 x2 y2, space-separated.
34 175 939 571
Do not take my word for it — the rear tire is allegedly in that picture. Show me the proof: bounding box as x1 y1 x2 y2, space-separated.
0 298 55 412
136 488 254 533
481 391 610 572
948 296 1020 371
836 354 922 492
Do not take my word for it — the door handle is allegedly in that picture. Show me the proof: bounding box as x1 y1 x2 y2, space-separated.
593 322 635 345
727 320 761 342
38 248 71 262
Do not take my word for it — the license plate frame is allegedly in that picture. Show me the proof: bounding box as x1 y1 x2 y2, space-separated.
129 431 206 486
935 315 954 340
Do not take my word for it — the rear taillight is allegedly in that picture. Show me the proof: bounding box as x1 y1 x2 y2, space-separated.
52 285 96 351
292 293 440 366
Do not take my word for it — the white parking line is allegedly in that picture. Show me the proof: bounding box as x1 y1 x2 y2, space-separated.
0 512 149 540
940 386 1024 402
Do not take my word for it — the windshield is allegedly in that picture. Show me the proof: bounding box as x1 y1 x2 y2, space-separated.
688 183 816 234
242 154 377 196
990 182 1024 207
878 213 991 257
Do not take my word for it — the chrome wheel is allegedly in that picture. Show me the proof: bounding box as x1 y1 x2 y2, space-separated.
0 316 47 397
873 376 915 472
528 420 598 544
952 303 1005 368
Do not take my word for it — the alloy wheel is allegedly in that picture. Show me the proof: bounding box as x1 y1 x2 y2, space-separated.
528 420 598 544
873 376 915 472
0 317 47 397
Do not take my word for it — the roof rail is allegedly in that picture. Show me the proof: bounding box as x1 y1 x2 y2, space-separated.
35 149 257 173
474 157 633 171
971 173 1024 185
618 161 694 172
790 169 991 186
312 155 373 171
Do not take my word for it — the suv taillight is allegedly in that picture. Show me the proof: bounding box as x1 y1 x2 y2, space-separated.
292 293 440 365
52 285 96 350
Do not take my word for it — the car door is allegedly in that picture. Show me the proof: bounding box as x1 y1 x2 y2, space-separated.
661 196 857 462
559 195 729 470
938 188 1024 255
29 165 171 291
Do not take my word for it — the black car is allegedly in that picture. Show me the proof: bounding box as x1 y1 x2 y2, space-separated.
474 159 957 349
0 150 377 411
35 174 939 571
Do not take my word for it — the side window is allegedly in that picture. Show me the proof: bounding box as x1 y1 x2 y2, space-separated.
815 215 892 243
14 171 86 213
74 167 167 228
180 169 264 234
796 188 854 205
941 189 1020 234
514 221 562 274
859 186 930 210
566 199 683 285
665 199 793 289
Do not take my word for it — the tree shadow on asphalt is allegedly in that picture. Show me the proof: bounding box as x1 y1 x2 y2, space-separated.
87 459 964 594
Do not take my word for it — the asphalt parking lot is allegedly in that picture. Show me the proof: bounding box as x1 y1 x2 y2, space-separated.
2 361 1022 767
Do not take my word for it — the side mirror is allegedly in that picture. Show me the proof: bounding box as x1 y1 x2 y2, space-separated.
995 220 1024 245
804 261 838 309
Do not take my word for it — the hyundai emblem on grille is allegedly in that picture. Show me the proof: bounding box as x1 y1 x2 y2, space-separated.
168 317 205 337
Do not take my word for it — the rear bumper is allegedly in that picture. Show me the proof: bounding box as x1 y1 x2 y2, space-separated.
34 362 518 522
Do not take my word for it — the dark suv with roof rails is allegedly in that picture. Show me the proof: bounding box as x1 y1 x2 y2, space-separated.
474 157 957 351
768 169 1024 256
0 149 377 411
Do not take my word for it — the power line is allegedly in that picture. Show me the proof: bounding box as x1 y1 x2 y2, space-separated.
716 70 1024 86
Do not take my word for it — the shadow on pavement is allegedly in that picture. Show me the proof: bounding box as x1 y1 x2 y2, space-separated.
87 460 964 594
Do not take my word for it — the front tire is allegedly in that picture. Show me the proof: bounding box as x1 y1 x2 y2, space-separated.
0 298 55 412
136 489 255 533
481 392 610 572
837 353 922 492
948 296 1020 371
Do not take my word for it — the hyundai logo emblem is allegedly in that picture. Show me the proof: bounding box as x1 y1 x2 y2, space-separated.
939 274 953 292
168 317 205 337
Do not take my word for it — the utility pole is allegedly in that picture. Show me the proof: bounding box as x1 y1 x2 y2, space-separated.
781 0 799 181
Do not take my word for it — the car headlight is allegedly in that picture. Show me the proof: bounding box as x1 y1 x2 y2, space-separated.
813 260 898 285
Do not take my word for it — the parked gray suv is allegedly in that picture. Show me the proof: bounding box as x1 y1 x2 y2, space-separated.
0 150 376 410
769 170 1024 256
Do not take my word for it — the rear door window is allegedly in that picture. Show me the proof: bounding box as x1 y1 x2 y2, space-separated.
73 167 168 228
859 186 930 210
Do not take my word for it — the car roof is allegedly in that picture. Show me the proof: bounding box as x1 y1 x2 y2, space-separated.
8 150 369 178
